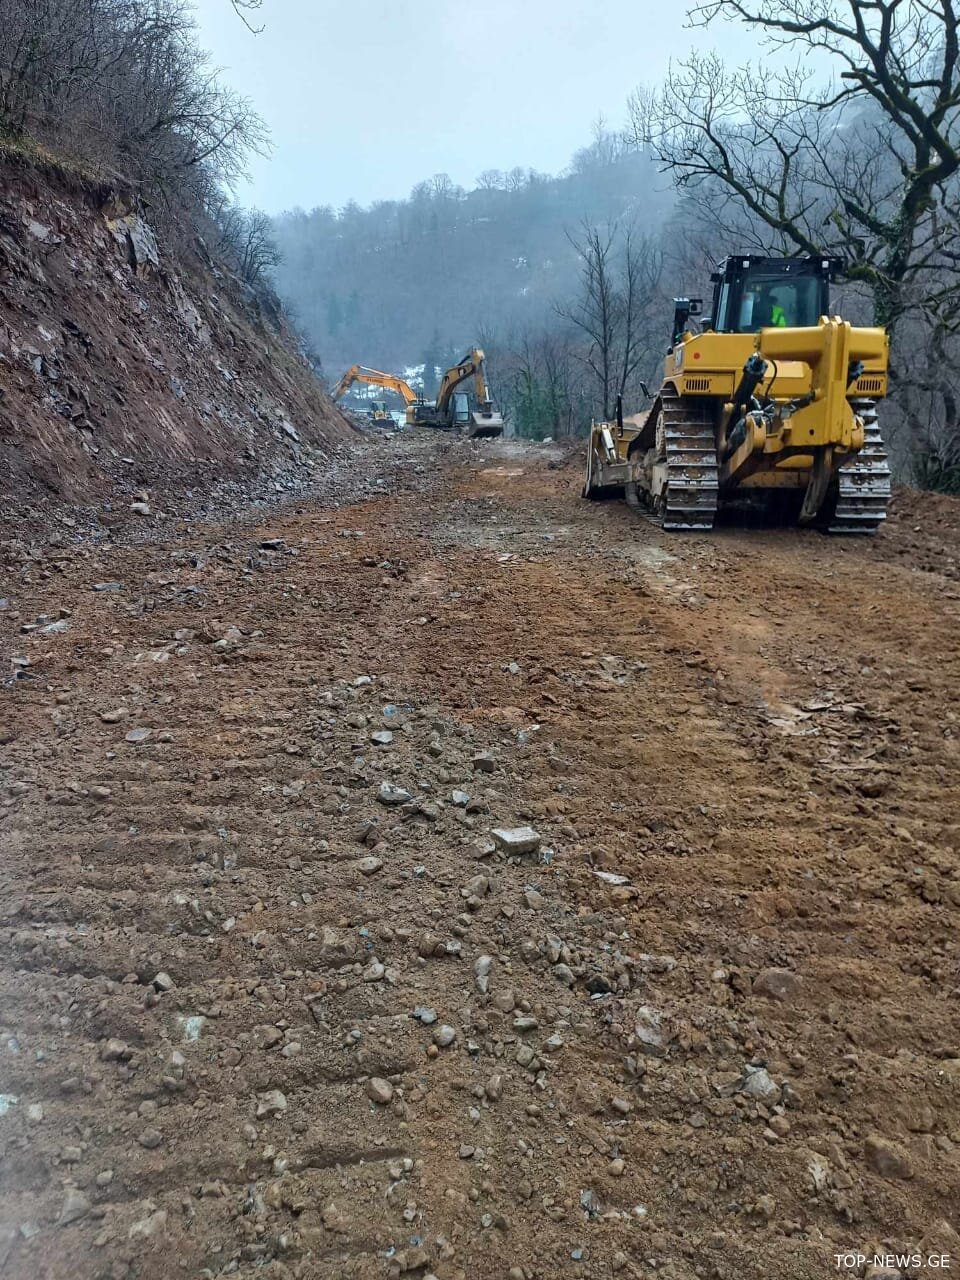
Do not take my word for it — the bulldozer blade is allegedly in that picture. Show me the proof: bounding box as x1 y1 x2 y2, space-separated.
467 411 504 439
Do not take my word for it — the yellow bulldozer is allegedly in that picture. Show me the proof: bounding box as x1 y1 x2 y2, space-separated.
583 255 891 532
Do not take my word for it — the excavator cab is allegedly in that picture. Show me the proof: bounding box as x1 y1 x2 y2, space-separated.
448 392 470 426
708 256 841 334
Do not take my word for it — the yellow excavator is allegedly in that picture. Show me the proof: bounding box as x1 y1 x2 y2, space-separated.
583 255 891 532
428 348 504 437
331 365 422 427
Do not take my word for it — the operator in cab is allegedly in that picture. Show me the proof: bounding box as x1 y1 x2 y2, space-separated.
755 285 789 328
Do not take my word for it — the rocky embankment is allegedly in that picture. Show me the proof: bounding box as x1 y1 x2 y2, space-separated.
0 149 354 527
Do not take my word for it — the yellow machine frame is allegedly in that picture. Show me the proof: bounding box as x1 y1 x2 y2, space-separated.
585 305 891 532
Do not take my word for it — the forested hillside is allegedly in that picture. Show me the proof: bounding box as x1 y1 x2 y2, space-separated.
271 140 676 387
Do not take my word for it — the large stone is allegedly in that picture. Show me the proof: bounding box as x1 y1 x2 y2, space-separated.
128 1207 167 1241
365 1077 394 1105
865 1134 914 1180
106 211 160 273
255 1090 287 1118
752 968 803 1002
739 1065 781 1103
318 926 358 964
100 1038 131 1062
378 781 413 806
633 1005 667 1057
461 874 489 901
490 826 541 855
58 1189 91 1225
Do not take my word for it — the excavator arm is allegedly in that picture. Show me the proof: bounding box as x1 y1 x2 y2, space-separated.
332 365 418 406
332 364 362 401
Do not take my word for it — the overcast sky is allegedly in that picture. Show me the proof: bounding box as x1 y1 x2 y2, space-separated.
191 0 745 213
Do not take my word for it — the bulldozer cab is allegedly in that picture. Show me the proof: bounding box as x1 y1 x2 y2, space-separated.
708 256 841 334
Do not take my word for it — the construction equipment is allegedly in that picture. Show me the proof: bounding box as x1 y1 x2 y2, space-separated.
366 399 394 426
332 365 423 427
583 255 891 533
428 349 504 437
332 352 505 437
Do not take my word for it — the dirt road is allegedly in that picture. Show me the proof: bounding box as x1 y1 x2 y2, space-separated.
2 436 960 1280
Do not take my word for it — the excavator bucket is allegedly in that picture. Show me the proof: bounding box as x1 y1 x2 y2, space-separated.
467 408 504 438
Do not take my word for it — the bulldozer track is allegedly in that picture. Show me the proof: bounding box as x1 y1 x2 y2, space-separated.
659 387 719 531
828 399 891 534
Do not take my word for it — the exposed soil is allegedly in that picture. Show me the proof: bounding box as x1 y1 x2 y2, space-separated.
2 435 960 1280
0 152 354 517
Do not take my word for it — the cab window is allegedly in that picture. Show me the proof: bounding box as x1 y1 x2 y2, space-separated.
735 275 820 332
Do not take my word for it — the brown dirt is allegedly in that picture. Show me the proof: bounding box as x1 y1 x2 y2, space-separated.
2 436 960 1280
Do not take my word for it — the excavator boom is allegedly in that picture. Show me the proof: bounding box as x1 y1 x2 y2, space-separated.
332 365 418 406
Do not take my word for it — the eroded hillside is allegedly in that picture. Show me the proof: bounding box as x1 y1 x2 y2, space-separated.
0 151 353 519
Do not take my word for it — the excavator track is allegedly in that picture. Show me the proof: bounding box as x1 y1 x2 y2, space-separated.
658 387 719 531
828 400 891 534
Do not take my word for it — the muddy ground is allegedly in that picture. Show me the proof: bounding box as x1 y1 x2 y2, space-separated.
2 434 959 1280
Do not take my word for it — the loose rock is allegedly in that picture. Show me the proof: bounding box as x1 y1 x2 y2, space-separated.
58 1189 91 1226
365 1077 394 1105
255 1090 287 1118
865 1134 914 1180
490 826 542 855
378 781 413 806
753 968 803 1001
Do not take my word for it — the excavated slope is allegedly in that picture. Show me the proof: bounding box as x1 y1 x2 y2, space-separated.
0 151 353 513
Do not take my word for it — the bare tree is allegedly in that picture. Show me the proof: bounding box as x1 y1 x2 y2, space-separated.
0 0 268 217
649 1 960 337
623 85 656 153
571 114 629 173
558 220 662 419
482 326 585 439
215 205 280 284
231 0 264 32
618 227 663 405
559 222 618 418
